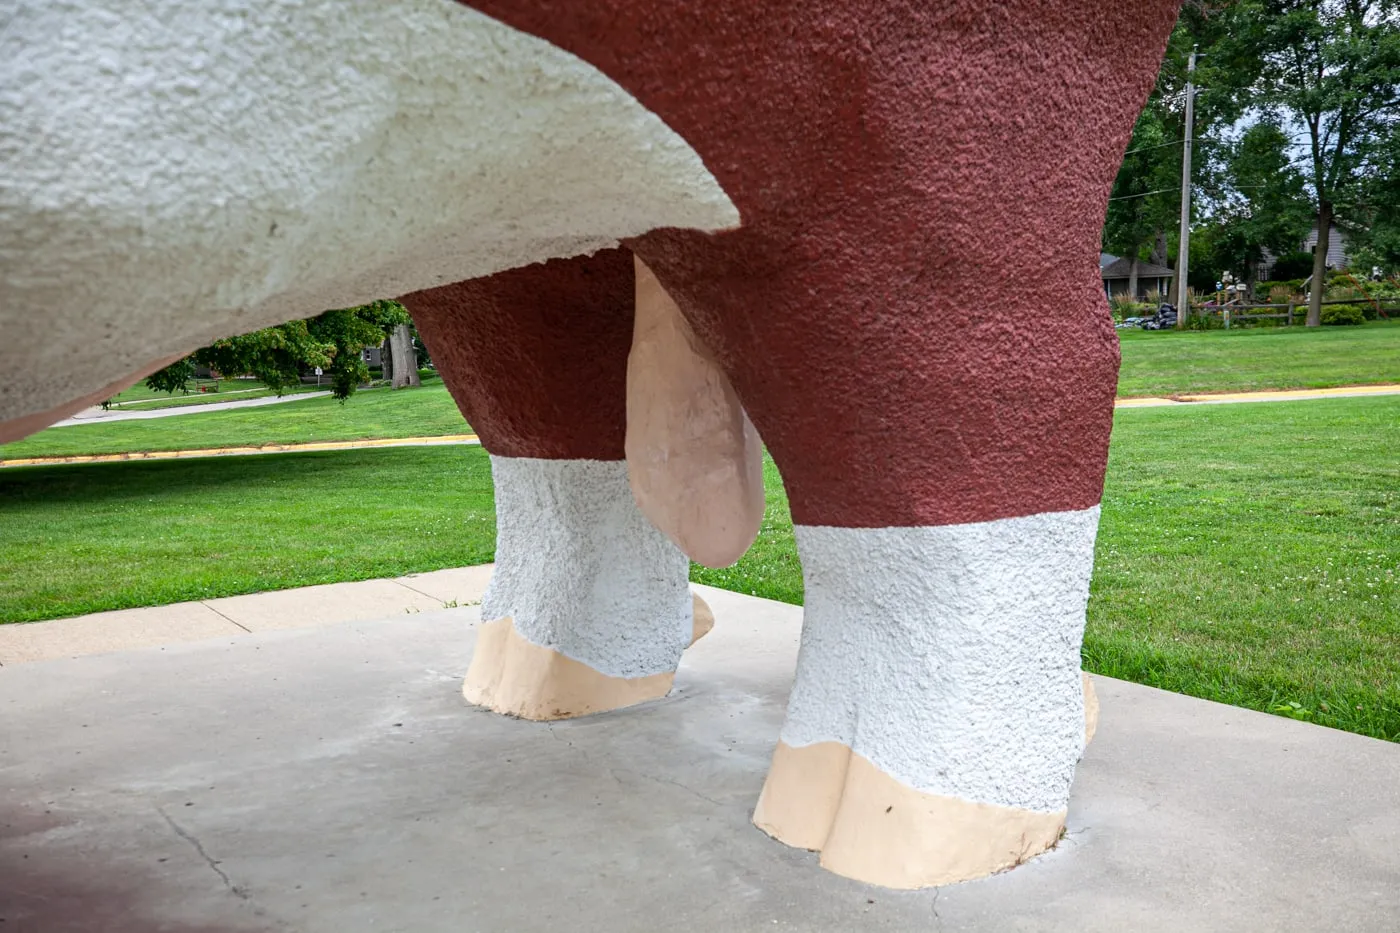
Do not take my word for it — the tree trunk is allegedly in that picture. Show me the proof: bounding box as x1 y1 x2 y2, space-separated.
380 336 394 384
389 323 420 388
1127 256 1140 300
1150 231 1169 268
1307 201 1331 327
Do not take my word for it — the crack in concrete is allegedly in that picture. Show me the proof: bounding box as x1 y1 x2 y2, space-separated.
612 768 725 808
200 601 252 634
544 723 575 748
931 887 943 930
157 806 248 900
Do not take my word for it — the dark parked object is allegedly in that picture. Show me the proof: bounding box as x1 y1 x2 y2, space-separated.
1140 304 1177 330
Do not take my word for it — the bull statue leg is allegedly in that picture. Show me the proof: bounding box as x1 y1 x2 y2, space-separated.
510 0 1180 888
402 250 714 720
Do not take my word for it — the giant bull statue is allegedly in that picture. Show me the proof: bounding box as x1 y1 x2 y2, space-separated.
0 0 1181 888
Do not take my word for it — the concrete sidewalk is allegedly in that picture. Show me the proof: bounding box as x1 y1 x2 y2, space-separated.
0 433 480 469
1 581 1397 932
0 564 494 664
1116 381 1400 407
54 390 333 425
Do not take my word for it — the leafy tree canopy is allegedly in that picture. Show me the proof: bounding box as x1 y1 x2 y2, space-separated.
146 300 410 401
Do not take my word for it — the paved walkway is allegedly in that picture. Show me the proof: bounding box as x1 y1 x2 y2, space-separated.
3 581 1398 931
1 434 480 468
54 390 332 425
0 564 495 664
1116 382 1400 407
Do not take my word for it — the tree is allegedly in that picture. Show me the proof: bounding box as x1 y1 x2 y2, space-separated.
1350 124 1400 273
146 300 410 401
381 321 421 389
1104 105 1182 297
1103 6 1251 298
1231 0 1400 324
1201 120 1314 289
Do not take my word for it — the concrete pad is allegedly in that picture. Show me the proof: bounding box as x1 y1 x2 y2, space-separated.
396 564 494 605
1 585 1397 932
0 601 244 664
204 578 450 632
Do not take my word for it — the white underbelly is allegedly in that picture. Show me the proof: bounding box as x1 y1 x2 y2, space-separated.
0 0 738 422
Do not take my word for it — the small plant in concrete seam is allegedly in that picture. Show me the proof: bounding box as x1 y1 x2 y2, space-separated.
1271 701 1313 720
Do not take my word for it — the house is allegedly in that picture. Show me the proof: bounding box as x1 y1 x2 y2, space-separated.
1100 253 1174 300
1256 222 1349 280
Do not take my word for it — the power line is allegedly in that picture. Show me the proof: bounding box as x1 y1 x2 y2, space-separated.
1108 186 1179 202
1122 137 1223 156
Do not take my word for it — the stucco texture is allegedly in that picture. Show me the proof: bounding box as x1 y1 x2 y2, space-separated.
461 0 1182 529
403 249 635 461
0 0 735 429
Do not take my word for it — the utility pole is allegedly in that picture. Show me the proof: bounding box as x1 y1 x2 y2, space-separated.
1175 46 1198 329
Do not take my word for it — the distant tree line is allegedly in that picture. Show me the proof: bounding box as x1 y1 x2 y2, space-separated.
1104 0 1400 325
146 300 417 401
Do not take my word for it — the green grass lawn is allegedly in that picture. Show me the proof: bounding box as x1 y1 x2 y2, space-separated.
3 395 1395 741
0 447 496 622
102 371 445 412
105 377 270 404
106 379 327 411
1116 319 1400 397
6 324 1397 462
1 383 469 460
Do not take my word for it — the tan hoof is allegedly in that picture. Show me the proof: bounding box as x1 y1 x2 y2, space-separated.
1083 670 1100 746
690 593 714 645
752 741 1065 889
464 593 715 721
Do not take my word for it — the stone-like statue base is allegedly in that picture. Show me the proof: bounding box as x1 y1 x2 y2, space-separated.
464 594 714 721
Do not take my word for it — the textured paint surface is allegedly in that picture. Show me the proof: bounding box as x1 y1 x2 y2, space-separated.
783 508 1101 812
0 0 736 428
462 0 1180 529
483 456 692 679
627 256 764 568
404 250 635 460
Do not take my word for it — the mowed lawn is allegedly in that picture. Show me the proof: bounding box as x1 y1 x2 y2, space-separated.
1 382 470 460
0 447 496 621
2 395 1395 741
6 321 1399 463
103 377 329 411
1116 319 1400 397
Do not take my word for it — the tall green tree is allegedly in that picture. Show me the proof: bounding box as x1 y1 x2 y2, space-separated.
1201 120 1315 288
1350 124 1400 273
146 300 410 401
1103 5 1251 297
1231 0 1400 323
1104 105 1182 297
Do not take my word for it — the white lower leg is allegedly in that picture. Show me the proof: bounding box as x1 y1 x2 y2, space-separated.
754 506 1101 887
466 455 695 719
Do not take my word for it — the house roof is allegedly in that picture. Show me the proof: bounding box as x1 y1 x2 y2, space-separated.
1100 256 1174 280
1100 252 1118 269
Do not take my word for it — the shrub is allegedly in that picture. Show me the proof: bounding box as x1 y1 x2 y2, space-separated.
1270 252 1316 280
1257 279 1306 299
1109 295 1152 320
1184 312 1224 330
1320 304 1366 326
